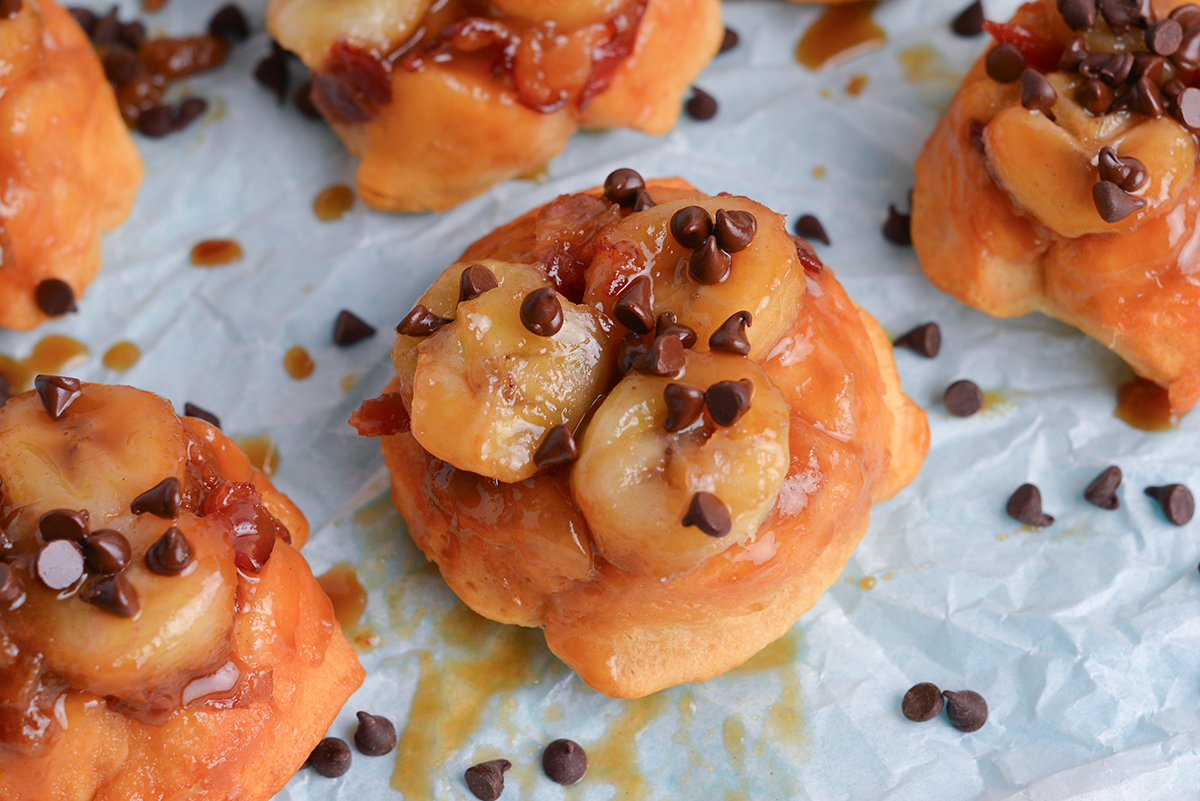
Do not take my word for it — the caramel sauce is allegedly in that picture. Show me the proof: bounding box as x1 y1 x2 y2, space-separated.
731 631 797 675
102 341 141 372
897 44 961 84
795 1 885 71
845 73 869 96
812 165 826 178
317 563 368 630
313 184 355 222
190 239 243 267
1116 377 1177 431
340 372 359 392
858 576 876 591
583 693 670 800
724 715 747 761
0 335 89 392
516 163 550 183
143 0 169 9
283 346 315 380
235 434 280 478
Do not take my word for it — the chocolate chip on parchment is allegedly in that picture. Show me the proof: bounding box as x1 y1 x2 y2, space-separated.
35 279 77 317
0 563 23 606
714 209 756 253
952 1 985 36
40 509 89 543
102 44 138 84
175 97 209 130
79 574 139 618
943 690 988 732
1145 484 1194 525
670 206 713 249
1059 0 1098 31
520 288 564 337
333 309 377 346
1093 180 1146 223
603 168 645 207
35 539 84 591
138 105 175 137
902 682 944 722
465 759 512 801
295 80 321 119
664 383 706 433
146 527 195 576
1146 18 1183 56
1006 483 1055 526
90 7 120 45
1020 69 1058 111
184 402 221 429
687 236 732 284
719 26 740 53
943 379 983 417
308 737 352 778
682 493 732 538
883 204 912 245
614 276 654 335
655 311 697 348
68 6 96 35
1083 466 1122 510
458 263 499 303
534 425 578 469
82 530 131 574
892 322 941 358
706 379 754 427
131 477 182 519
255 50 289 104
685 86 718 120
985 43 1027 83
793 214 830 245
34 374 82 420
709 311 753 356
396 305 453 337
209 3 250 41
354 711 397 756
635 334 685 377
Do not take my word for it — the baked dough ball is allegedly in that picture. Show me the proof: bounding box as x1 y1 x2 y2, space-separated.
913 0 1200 412
354 172 929 698
0 0 143 331
0 381 364 801
266 0 722 212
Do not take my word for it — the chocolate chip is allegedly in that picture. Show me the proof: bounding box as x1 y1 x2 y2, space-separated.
1131 53 1166 84
1170 4 1200 28
209 3 249 41
91 8 120 45
613 276 654 335
943 690 988 732
685 86 718 120
333 309 376 346
617 333 647 373
1175 86 1200 128
0 373 8 407
130 477 182 519
655 311 697 348
138 105 175 137
1077 78 1114 115
632 190 656 212
671 205 713 249
902 682 944 722
184 402 221 429
0 563 23 606
533 424 578 469
79 574 139 618
354 711 397 756
1098 52 1135 86
145 526 195 576
1098 0 1139 32
793 214 830 245
0 0 20 19
682 492 732 538
944 379 983 417
687 236 732 284
35 279 77 317
120 20 145 50
1020 69 1057 111
295 80 322 119
634 334 685 377
603 168 645 207
709 311 752 356
985 43 1027 83
1147 18 1183 55
83 530 132 574
719 27 739 53
69 7 96 35
255 51 288 104
706 379 754 427
34 375 81 420
396 304 453 337
793 236 824 274
952 0 984 36
465 759 512 800
892 322 941 358
1059 37 1089 71
1098 147 1148 192
459 264 499 303
664 383 706 433
175 97 208 130
520 288 564 337
1059 0 1098 31
102 44 138 84
714 209 756 253
308 737 352 778
1006 483 1055 526
883 205 912 245
39 509 89 543
1145 484 1194 525
1093 180 1146 223
1078 53 1112 79
34 539 84 591
1083 466 1122 510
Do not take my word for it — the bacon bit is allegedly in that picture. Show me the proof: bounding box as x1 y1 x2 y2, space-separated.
792 235 823 275
350 393 411 437
580 0 648 107
983 20 1062 73
312 40 393 124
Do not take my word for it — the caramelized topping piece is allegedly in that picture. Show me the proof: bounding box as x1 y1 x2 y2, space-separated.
146 526 196 576
333 310 376 346
533 424 579 469
985 43 1027 83
682 492 732 537
130 477 182 518
603 168 645 207
670 206 713 249
0 562 23 606
664 383 706 433
458 264 499 303
613 276 654 334
892 322 942 358
39 509 89 543
34 279 77 317
34 375 82 420
706 379 754 427
1093 180 1146 223
396 304 453 337
1020 69 1057 111
714 209 757 252
687 236 732 284
82 530 132 574
709 311 753 356
655 311 698 348
634 334 685 377
519 288 564 337
35 540 84 591
1006 483 1055 527
79 574 140 618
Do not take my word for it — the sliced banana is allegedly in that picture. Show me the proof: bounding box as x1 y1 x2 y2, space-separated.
572 350 790 579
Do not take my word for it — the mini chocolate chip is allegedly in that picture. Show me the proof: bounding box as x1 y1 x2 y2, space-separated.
892 322 941 358
682 492 732 538
333 310 376 346
952 1 984 36
617 333 647 373
534 424 578 469
79 574 139 618
1099 0 1138 32
714 209 756 253
1171 4 1200 27
255 51 288 104
465 759 512 801
83 530 132 574
39 509 89 543
685 86 718 120
91 8 120 45
635 334 685 377
1078 53 1111 79
175 97 208 130
397 305 453 337
632 190 656 212
709 311 753 356
209 3 250 41
295 80 322 119
1006 483 1055 526
520 288 564 337
985 43 1027 83
1098 147 1148 192
793 214 830 245
308 737 352 778
69 7 96 35
1099 52 1135 86
35 539 84 591
1147 18 1183 55
671 206 713 249
655 311 697 348
130 477 182 519
34 374 82 420
0 0 20 19
1059 37 1089 71
1060 0 1098 31
719 27 739 52
1145 484 1194 525
943 690 988 732
614 276 654 335
0 563 23 606
793 236 824 274
120 21 145 49
145 527 195 576
1130 77 1165 117
603 168 645 207
706 379 754 427
1093 180 1146 223
354 711 397 756
1131 53 1166 84
102 44 138 83
1175 86 1200 127
458 264 499 304
1084 466 1122 510
138 105 175 137
687 236 732 284
184 402 221 429
902 683 944 722
1020 69 1057 111
883 205 912 245
1077 79 1114 115
35 279 77 317
664 383 706 433
944 379 983 417
1178 28 1200 70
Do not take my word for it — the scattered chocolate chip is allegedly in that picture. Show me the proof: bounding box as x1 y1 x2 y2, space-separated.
396 304 453 337
79 574 139 618
985 43 1027 83
902 682 944 722
1083 465 1122 510
68 6 96 35
687 236 732 284
39 509 89 543
1059 0 1098 31
35 279 77 317
1098 147 1148 192
709 311 752 356
1078 53 1111 80
714 209 756 253
613 276 654 335
184 402 221 429
706 379 754 427
1006 483 1055 526
1059 37 1089 71
34 374 82 420
1093 180 1146 223
664 383 706 433
1171 4 1200 28
534 424 578 469
892 322 941 358
138 105 175 138
1145 484 1194 525
682 492 732 538
883 205 912 245
0 0 20 19
295 80 321 119
952 0 985 36
34 539 84 591
458 263 499 303
145 526 195 576
1020 69 1058 111
793 214 830 245
102 44 138 84
632 190 656 212
465 759 512 801
635 334 685 377
603 168 645 207
82 530 132 574
719 27 739 53
308 737 352 778
333 309 376 346
671 206 713 249
520 288 564 337
685 86 718 120
120 20 145 49
91 8 120 45
617 333 647 373
354 711 397 756
1175 86 1200 128
943 690 988 732
0 563 23 606
130 477 182 519
209 3 249 41
944 379 983 417
1077 78 1114 115
649 313 694 350
255 51 289 104
175 97 208 130
1146 18 1183 55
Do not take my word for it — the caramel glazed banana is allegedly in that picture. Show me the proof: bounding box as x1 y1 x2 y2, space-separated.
354 170 929 699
